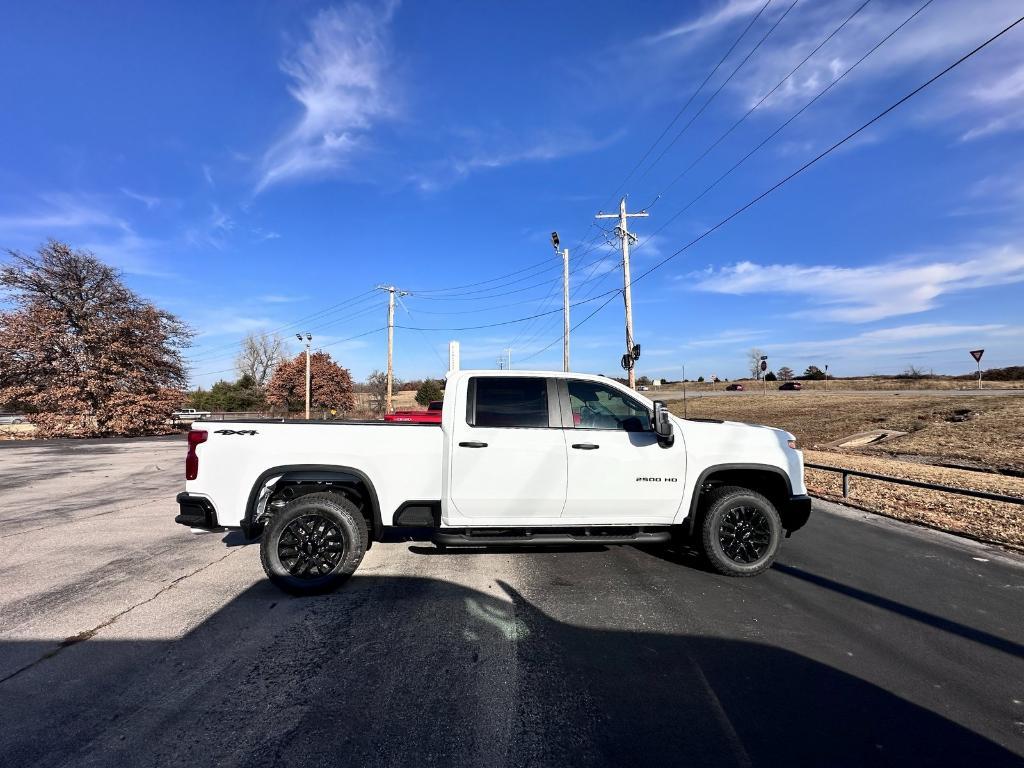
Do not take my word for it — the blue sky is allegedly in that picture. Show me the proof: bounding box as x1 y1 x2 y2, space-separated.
2 0 1023 386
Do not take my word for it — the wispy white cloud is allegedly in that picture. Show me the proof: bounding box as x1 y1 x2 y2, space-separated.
119 188 162 210
691 244 1024 322
0 194 171 277
253 228 281 242
184 204 235 250
647 0 770 43
0 194 124 233
409 129 622 193
642 0 1024 144
683 328 768 348
960 63 1024 141
256 1 399 192
757 321 1019 372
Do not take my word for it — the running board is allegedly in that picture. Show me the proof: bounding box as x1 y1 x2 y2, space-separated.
432 528 671 547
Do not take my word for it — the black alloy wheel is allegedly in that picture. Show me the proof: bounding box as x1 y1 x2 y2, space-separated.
277 514 347 578
260 491 368 595
699 485 782 577
718 505 772 563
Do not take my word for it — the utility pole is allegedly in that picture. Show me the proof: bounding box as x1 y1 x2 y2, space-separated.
597 198 648 388
295 333 312 419
376 285 409 414
552 232 570 372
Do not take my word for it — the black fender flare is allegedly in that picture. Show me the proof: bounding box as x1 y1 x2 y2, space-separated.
243 464 383 541
685 463 794 536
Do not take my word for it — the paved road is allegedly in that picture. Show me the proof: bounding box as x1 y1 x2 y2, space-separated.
1 437 1022 766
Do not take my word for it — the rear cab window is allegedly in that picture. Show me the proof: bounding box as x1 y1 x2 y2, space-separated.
466 377 555 428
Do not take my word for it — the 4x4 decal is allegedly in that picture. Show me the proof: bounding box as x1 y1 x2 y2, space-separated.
214 429 259 436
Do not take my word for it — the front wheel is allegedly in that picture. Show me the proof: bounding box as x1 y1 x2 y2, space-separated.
700 486 782 577
260 492 367 595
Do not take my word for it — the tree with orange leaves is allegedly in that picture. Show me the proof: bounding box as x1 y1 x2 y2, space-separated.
0 241 192 437
267 351 355 415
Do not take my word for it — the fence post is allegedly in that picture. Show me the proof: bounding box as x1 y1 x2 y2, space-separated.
842 472 849 498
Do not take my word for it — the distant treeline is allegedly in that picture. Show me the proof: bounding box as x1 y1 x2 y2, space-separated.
955 365 1024 381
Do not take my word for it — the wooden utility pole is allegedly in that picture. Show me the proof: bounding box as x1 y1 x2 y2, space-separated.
376 285 408 413
596 198 648 388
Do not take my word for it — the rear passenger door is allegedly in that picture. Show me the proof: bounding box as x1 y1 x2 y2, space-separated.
448 376 568 522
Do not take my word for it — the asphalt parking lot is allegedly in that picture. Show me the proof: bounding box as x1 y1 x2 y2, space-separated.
1 436 1022 767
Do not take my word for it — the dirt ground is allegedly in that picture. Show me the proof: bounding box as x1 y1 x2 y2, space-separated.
669 392 1024 549
657 376 1024 393
805 451 1024 550
672 392 1024 474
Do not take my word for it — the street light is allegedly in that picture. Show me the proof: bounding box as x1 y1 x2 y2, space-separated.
297 333 312 419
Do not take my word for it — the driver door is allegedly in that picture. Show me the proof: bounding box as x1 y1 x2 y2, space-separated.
558 378 684 523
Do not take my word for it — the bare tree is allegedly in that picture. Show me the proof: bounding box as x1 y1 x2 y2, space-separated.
777 366 795 381
235 332 285 388
747 348 765 380
366 370 400 415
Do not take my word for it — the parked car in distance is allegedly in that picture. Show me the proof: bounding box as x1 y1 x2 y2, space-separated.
778 382 802 391
0 413 27 425
725 384 744 391
637 385 649 391
172 408 212 420
383 400 443 424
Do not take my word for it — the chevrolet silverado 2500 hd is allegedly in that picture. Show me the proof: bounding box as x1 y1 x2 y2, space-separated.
176 370 810 594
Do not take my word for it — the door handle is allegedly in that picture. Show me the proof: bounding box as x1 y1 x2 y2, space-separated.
459 441 488 448
571 443 600 450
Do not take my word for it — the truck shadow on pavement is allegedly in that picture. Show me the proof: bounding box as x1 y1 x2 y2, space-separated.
1 576 1019 767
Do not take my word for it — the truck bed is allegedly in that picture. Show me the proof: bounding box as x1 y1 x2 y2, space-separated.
185 420 444 528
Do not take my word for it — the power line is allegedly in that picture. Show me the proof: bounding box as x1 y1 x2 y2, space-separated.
409 260 561 298
634 0 801 187
604 0 774 206
395 288 622 332
642 0 925 218
625 0 939 263
184 288 379 361
522 11 1024 357
189 325 388 379
505 232 618 349
641 0 873 210
405 255 556 294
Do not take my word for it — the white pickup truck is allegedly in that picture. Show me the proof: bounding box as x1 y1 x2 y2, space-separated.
176 370 810 594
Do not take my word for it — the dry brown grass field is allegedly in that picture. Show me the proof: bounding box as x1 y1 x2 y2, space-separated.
668 392 1024 549
657 376 1024 393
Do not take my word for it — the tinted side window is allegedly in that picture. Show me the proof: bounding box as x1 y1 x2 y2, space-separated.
567 380 651 432
473 377 548 428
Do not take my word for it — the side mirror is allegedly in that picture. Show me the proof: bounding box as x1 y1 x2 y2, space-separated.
653 400 674 445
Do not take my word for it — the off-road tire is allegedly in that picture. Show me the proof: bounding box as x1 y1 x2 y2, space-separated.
699 485 782 577
260 492 367 595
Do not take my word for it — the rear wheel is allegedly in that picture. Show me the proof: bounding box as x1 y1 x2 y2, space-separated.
260 492 367 595
699 485 781 577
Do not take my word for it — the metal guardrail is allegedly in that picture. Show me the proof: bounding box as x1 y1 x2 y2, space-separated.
805 462 1024 505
